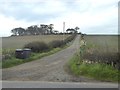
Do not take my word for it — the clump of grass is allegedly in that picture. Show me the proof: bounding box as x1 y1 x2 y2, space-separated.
68 54 81 75
2 49 15 60
68 53 119 82
88 64 119 81
2 57 23 68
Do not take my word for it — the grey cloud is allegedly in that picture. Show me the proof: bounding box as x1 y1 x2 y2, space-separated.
0 2 65 22
0 1 91 23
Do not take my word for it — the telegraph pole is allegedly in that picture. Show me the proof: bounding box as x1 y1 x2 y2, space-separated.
63 22 65 41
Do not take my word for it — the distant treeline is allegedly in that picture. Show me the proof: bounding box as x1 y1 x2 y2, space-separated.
11 24 81 36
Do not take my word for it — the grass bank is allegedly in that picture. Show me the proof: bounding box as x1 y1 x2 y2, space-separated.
68 53 120 82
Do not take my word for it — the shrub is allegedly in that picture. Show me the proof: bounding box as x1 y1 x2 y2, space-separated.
48 34 76 49
49 40 63 48
24 41 49 53
64 34 76 44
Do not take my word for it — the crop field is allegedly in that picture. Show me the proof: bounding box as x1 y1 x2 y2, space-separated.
2 35 69 49
82 35 119 67
85 35 118 53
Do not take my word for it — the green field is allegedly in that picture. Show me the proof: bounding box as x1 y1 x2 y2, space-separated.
2 35 69 49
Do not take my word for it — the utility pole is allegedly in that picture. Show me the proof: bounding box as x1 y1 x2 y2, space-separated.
63 22 65 41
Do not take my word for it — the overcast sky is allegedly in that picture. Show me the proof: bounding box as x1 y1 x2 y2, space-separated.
0 0 118 37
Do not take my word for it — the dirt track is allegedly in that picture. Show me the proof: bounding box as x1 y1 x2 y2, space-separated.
2 35 100 82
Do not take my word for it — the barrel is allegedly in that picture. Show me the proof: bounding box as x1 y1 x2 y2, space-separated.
15 49 24 59
23 48 31 59
15 49 31 59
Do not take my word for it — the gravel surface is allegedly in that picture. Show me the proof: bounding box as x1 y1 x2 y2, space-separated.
2 35 103 82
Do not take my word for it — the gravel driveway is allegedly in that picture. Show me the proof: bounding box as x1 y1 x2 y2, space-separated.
2 35 101 82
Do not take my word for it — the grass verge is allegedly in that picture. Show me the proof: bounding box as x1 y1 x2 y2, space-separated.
68 53 120 82
2 47 64 68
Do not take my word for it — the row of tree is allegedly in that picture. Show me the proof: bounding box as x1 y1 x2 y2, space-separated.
66 27 80 34
11 24 80 36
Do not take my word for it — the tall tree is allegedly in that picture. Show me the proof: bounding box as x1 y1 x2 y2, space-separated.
17 27 26 36
66 28 75 34
74 26 80 33
48 24 54 34
27 26 35 35
33 25 40 35
11 27 25 36
11 28 17 36
40 24 49 34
